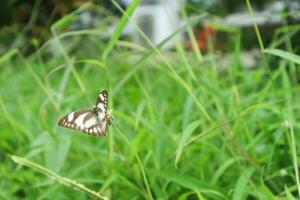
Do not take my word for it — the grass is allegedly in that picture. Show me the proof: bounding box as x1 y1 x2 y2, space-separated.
0 1 300 199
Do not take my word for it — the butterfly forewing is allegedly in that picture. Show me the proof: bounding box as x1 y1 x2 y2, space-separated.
96 90 108 113
58 90 111 136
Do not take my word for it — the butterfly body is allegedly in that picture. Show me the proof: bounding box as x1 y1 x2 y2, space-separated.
58 90 112 136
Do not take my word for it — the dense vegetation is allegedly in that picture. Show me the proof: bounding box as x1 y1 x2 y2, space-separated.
0 1 300 199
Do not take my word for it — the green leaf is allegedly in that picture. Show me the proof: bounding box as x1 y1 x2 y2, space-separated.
233 168 255 200
102 0 140 62
10 155 108 200
175 120 202 168
154 170 225 199
285 186 297 200
264 48 300 65
75 59 106 68
211 157 244 184
0 48 18 65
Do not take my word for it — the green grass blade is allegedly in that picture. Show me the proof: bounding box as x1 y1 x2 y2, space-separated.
75 59 106 68
51 2 91 30
10 155 108 200
285 186 297 200
245 0 264 52
211 157 245 184
155 170 225 199
112 14 205 96
180 9 202 61
102 0 140 62
175 120 202 168
113 123 154 200
0 48 18 65
233 168 255 200
264 48 300 65
0 97 32 138
17 51 60 111
112 24 188 96
286 120 300 197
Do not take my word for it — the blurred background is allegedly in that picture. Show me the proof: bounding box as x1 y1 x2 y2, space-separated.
1 0 300 57
1 0 300 199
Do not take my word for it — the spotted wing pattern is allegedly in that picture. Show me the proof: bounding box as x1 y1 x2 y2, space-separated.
58 90 111 136
96 90 108 114
94 90 110 135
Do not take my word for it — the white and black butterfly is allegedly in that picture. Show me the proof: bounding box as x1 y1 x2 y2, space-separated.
58 90 112 136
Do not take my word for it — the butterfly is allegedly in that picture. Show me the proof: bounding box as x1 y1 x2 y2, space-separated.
58 90 113 136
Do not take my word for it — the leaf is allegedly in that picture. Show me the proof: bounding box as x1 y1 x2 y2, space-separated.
10 155 108 200
175 120 202 168
155 170 225 199
75 59 106 68
0 48 18 65
102 0 140 62
211 157 245 184
233 168 255 200
285 186 297 200
44 133 70 174
264 48 300 65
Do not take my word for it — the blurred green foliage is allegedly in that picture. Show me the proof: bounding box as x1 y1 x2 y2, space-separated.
0 0 300 199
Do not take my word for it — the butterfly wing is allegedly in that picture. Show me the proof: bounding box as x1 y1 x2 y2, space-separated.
94 90 111 135
58 90 111 136
58 109 107 136
96 90 108 113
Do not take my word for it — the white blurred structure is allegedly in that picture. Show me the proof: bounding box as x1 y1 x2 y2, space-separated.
213 0 300 27
122 0 181 49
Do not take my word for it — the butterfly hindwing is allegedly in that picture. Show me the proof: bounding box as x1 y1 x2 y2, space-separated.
58 109 107 136
58 109 91 131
